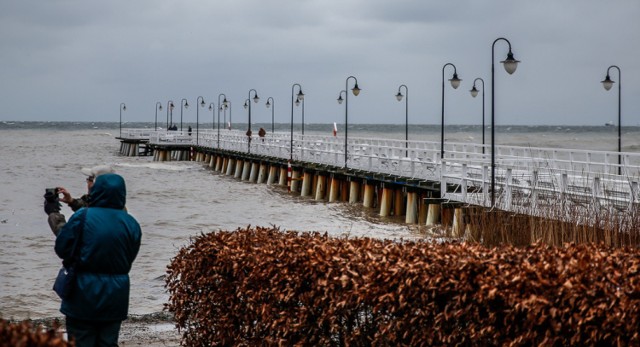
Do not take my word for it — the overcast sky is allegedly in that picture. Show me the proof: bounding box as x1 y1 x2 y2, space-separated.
0 0 638 126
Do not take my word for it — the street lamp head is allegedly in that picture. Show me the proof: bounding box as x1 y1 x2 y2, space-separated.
253 94 260 103
121 104 126 111
208 104 213 111
297 90 305 101
170 102 175 110
470 85 479 98
200 99 205 107
223 98 229 107
449 73 462 89
395 91 404 102
184 101 189 109
337 95 344 105
219 106 224 111
601 74 614 91
351 83 361 96
158 105 163 111
243 101 248 109
295 99 300 107
266 100 271 108
501 51 520 75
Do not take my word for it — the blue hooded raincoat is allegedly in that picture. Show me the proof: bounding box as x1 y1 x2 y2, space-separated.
55 173 142 321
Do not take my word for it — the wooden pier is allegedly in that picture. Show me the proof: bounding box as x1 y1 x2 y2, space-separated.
117 128 640 236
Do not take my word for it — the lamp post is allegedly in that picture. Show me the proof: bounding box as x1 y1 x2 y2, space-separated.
119 103 126 137
227 101 232 130
265 97 275 134
295 98 306 135
166 100 174 129
195 96 205 145
601 65 622 175
217 94 228 147
441 63 461 160
208 102 215 130
491 37 521 207
247 89 259 153
290 84 304 161
395 84 409 157
208 103 216 147
217 94 228 131
469 78 486 154
343 76 361 168
180 98 189 131
154 102 163 130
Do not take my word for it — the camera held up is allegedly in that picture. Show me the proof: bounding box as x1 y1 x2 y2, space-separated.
44 188 61 215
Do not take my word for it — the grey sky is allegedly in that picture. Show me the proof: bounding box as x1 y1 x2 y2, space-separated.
0 0 638 126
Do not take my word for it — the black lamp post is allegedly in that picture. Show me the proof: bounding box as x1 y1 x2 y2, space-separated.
166 100 174 130
217 93 228 131
491 37 521 207
119 103 126 137
208 102 218 148
395 84 409 157
217 94 228 147
290 84 304 161
265 97 275 134
196 96 205 145
441 63 461 160
154 102 163 130
295 97 306 135
247 89 259 153
180 98 189 131
227 101 232 130
470 78 486 154
208 103 215 129
208 102 215 130
343 76 361 169
601 65 622 175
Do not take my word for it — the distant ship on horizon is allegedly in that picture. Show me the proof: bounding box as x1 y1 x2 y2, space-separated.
605 121 615 126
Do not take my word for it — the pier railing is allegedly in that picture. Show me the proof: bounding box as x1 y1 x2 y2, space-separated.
122 128 640 213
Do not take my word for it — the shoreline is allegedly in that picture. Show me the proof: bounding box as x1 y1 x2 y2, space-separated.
10 312 182 347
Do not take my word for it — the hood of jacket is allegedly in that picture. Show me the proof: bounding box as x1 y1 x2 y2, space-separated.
89 173 126 209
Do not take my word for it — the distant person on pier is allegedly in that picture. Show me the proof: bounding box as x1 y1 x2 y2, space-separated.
44 173 141 347
258 127 266 141
188 126 192 136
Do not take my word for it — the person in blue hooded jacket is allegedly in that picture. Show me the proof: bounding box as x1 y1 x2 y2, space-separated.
48 173 142 347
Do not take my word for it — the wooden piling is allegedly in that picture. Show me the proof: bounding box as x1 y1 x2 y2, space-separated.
328 177 340 202
242 161 252 181
394 190 405 217
291 169 301 192
380 187 393 217
452 208 465 238
405 192 418 224
267 166 278 185
279 167 288 186
349 181 360 204
363 183 375 208
315 175 327 201
234 160 243 178
426 203 441 226
301 172 313 197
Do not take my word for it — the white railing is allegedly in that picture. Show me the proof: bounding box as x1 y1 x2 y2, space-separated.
121 128 640 211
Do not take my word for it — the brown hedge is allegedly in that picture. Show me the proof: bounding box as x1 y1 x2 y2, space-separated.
165 226 640 346
0 319 72 347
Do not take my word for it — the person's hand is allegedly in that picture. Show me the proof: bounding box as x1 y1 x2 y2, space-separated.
57 187 73 204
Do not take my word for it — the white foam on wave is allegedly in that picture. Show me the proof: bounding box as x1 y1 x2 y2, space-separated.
115 162 201 171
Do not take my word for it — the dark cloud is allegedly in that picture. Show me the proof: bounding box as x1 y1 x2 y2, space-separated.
0 0 638 125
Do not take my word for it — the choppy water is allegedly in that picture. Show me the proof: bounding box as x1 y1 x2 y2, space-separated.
1 121 639 320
